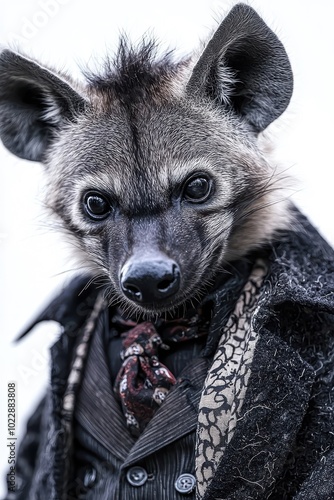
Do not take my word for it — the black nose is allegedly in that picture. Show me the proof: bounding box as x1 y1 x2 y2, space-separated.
120 255 180 304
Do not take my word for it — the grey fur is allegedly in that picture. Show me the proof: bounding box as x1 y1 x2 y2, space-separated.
0 4 293 314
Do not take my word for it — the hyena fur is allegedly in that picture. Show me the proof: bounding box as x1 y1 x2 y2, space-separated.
0 3 293 316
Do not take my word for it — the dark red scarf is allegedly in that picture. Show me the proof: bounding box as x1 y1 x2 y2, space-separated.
113 308 210 436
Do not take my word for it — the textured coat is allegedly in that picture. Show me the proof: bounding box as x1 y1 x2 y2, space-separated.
5 212 334 500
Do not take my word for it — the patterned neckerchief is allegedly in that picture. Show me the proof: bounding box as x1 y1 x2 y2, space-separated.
112 306 211 436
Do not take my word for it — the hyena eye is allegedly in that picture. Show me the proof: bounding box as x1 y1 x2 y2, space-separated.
183 175 212 203
83 192 111 220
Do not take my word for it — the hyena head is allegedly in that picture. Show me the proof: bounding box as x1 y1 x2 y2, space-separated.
0 4 293 315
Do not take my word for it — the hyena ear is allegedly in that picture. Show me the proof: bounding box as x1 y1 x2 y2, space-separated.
0 50 87 161
186 3 293 133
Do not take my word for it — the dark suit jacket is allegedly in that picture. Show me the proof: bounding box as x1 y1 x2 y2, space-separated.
4 212 334 499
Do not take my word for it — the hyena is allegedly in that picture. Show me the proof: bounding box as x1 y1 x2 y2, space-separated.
0 3 292 317
3 4 334 500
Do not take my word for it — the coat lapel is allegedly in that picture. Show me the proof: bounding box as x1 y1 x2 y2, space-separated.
196 259 268 498
200 331 314 499
195 252 318 499
75 310 137 460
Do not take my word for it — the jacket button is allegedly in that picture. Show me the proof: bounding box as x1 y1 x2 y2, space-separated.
126 466 148 487
83 466 97 488
175 473 196 494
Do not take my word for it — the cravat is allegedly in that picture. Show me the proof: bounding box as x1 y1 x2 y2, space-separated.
113 308 210 436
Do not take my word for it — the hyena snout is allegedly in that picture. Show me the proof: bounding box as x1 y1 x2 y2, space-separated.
120 253 181 305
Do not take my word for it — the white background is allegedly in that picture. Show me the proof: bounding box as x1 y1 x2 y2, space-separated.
0 0 333 495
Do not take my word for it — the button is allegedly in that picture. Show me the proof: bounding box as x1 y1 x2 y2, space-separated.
83 466 97 488
126 466 148 487
175 473 196 494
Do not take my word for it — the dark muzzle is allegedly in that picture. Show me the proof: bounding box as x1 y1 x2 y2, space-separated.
120 254 180 305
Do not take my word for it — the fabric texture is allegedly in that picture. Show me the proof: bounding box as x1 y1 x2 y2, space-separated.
3 210 334 500
114 320 177 436
196 259 267 497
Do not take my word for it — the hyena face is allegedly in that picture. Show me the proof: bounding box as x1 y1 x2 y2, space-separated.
0 4 293 314
46 98 268 313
